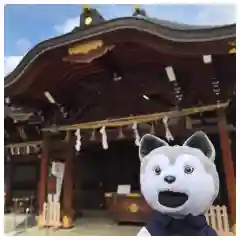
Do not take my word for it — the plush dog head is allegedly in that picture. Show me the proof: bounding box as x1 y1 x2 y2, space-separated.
139 131 219 217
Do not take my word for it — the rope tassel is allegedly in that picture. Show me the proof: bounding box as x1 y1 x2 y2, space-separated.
75 129 81 151
162 116 174 142
100 126 108 149
132 122 140 146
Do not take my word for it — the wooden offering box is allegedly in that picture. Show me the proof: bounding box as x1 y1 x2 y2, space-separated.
105 192 152 223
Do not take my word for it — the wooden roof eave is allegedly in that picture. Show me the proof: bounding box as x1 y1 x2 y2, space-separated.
4 17 236 92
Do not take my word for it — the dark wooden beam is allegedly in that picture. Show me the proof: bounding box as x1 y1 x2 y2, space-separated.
62 133 74 228
38 134 49 228
217 109 235 225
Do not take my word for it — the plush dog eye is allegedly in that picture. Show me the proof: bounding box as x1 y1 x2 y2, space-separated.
184 165 194 174
153 166 161 175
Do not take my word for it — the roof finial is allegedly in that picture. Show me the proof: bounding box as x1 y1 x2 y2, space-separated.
83 4 89 10
80 4 105 27
133 4 147 17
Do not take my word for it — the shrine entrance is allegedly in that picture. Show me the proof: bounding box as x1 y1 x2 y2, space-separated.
4 5 235 231
73 139 140 217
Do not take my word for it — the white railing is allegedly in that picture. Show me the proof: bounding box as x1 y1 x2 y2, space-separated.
205 205 230 232
42 201 62 228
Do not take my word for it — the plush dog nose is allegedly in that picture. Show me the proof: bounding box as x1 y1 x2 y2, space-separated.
164 175 176 184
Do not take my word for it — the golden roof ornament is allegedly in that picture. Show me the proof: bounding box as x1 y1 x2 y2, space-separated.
133 4 147 17
80 4 104 27
228 40 236 54
68 40 103 55
83 5 92 25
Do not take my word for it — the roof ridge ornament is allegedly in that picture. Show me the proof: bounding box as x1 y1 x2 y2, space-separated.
228 41 236 54
80 4 105 28
133 4 147 17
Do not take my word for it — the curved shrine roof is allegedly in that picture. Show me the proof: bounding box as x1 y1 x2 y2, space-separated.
4 17 236 88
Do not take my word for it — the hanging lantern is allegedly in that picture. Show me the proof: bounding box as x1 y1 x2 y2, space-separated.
150 123 155 135
132 122 140 146
117 127 125 139
162 116 174 142
90 129 96 141
75 129 81 151
100 126 108 149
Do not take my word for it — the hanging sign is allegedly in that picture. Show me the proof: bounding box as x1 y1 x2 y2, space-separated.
68 40 103 55
51 162 65 203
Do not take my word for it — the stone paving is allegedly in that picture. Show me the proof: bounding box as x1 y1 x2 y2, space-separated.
4 212 141 236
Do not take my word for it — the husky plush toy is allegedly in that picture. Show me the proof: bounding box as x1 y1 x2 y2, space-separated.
137 131 219 236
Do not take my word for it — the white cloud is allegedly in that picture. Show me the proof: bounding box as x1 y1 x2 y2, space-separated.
4 38 31 77
4 56 23 77
193 5 236 25
54 17 79 34
16 38 32 54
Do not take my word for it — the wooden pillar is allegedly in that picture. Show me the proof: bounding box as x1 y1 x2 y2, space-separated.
217 109 236 226
62 133 74 228
38 138 49 227
5 159 12 209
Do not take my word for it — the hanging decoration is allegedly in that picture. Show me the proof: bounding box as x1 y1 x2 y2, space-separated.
26 145 30 154
162 116 174 142
100 126 108 149
6 142 41 156
75 129 81 151
117 127 125 139
10 147 14 156
132 122 140 146
17 147 20 155
150 123 155 135
90 129 96 141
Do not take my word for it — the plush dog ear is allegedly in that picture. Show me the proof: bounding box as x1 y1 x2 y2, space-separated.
139 134 169 160
183 131 215 162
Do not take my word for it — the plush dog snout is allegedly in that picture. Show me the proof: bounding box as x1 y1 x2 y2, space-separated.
164 175 176 184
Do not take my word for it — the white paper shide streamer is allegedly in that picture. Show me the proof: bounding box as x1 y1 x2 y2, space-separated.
132 122 140 146
100 126 108 149
75 129 81 151
162 116 174 141
10 147 14 155
17 147 20 155
26 145 30 155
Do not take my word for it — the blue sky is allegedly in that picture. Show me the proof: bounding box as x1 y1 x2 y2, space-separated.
4 4 236 76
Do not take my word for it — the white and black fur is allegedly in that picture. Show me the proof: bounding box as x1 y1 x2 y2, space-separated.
137 131 219 236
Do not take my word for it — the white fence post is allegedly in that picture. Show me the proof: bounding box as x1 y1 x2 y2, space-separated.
42 201 61 228
205 205 230 232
